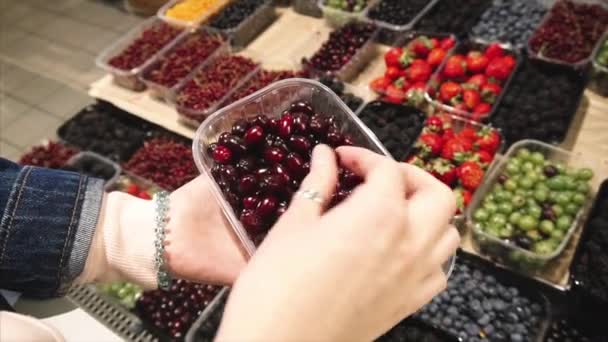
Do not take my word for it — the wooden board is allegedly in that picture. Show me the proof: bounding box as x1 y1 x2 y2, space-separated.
89 7 608 290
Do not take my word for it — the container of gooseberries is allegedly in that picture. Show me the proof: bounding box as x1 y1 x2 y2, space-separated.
590 32 608 97
192 78 455 276
466 140 596 275
317 0 372 28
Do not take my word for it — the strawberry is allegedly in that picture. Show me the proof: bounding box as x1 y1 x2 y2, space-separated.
431 158 458 186
417 132 444 156
370 76 392 93
440 36 456 50
410 36 434 57
399 50 415 67
138 191 152 200
430 38 439 48
427 48 447 68
425 115 444 133
126 184 140 196
384 84 405 104
484 43 504 60
458 127 478 142
406 154 426 169
407 61 432 82
439 81 462 102
453 102 468 112
442 127 455 141
502 55 516 69
443 55 466 78
385 47 404 68
385 66 402 81
466 74 487 89
405 81 426 107
466 51 489 73
473 102 492 117
441 137 472 161
463 89 481 109
458 161 485 191
485 57 511 80
475 150 494 164
454 188 473 213
480 82 502 103
475 127 501 153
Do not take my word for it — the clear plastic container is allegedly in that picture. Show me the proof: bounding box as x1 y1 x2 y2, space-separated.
424 39 521 121
466 140 597 275
364 0 439 33
301 22 379 82
527 0 608 69
96 17 183 91
65 151 121 189
293 0 322 17
157 0 230 28
185 287 229 342
140 28 230 102
590 33 608 97
192 78 455 276
211 0 277 48
317 0 371 28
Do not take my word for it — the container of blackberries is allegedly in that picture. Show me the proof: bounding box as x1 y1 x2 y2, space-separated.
208 0 276 48
569 180 608 309
186 288 229 342
467 140 596 275
365 0 439 34
490 58 588 148
413 252 551 342
544 315 606 342
301 21 379 82
317 0 371 28
590 33 608 97
414 0 492 38
527 0 608 69
63 151 121 187
425 39 520 121
292 0 323 18
96 17 183 91
357 101 426 162
317 75 366 114
140 27 229 102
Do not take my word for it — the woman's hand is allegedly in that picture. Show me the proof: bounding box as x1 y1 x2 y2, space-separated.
217 145 460 342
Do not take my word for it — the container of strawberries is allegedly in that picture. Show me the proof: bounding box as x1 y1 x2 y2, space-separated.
405 112 503 232
369 32 456 108
425 40 520 121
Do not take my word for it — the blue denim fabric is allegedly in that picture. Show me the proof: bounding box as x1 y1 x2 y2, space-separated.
0 158 104 298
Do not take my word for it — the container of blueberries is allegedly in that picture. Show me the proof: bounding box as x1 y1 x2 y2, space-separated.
317 0 372 28
63 151 121 189
96 17 184 91
364 0 439 43
192 78 456 276
467 140 598 276
208 0 277 48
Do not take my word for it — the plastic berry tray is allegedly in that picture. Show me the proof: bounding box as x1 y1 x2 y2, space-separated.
192 78 455 276
96 17 184 92
140 28 230 102
185 287 229 342
466 140 597 276
293 0 323 17
157 0 231 28
590 33 608 97
65 151 122 189
364 0 440 33
317 0 372 28
526 0 608 69
300 22 380 82
425 39 522 121
214 0 277 48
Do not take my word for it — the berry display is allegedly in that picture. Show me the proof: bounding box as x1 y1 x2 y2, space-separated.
62 153 119 181
529 0 608 65
369 34 455 107
472 147 593 256
491 59 586 147
406 114 500 214
143 31 225 89
176 55 258 119
135 279 220 340
318 75 364 112
302 22 376 76
206 101 363 243
571 182 608 303
415 0 491 36
228 69 302 104
358 101 425 161
18 141 79 169
124 137 197 191
323 0 368 12
367 0 431 27
471 0 547 50
97 282 142 309
209 0 266 29
108 22 181 71
427 42 517 120
414 258 547 342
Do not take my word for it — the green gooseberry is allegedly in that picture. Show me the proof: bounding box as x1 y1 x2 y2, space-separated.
576 168 594 181
516 148 531 160
511 195 526 208
530 152 545 165
534 241 555 255
509 212 522 225
552 204 564 217
504 179 518 191
539 220 555 235
533 188 548 202
572 193 586 206
518 215 537 231
474 208 490 222
556 216 573 231
564 203 580 216
528 205 542 220
497 202 514 215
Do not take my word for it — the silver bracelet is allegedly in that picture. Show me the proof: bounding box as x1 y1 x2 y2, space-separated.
153 191 172 290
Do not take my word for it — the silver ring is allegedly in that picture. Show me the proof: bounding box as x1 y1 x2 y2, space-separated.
295 189 324 204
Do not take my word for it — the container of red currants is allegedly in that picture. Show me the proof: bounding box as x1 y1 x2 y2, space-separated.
96 18 183 91
467 140 597 276
193 78 455 276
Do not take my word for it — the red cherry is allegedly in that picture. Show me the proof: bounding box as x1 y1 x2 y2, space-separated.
290 101 314 116
278 113 294 138
240 209 264 234
238 174 258 194
264 147 286 164
242 196 259 209
288 135 312 154
212 145 232 164
256 195 278 218
244 125 264 146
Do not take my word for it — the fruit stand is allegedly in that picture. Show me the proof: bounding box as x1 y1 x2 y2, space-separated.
15 0 608 341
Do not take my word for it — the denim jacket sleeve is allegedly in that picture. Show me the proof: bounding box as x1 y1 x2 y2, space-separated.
0 158 104 298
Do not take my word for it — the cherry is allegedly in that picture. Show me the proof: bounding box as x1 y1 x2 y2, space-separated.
264 147 286 164
269 118 280 133
310 114 328 136
326 127 344 146
240 209 264 234
256 195 278 218
232 119 249 136
290 101 314 116
276 202 288 217
243 196 259 209
285 152 306 177
236 156 256 174
343 134 355 146
340 169 362 189
292 113 310 134
278 113 294 138
288 135 312 154
244 125 265 146
260 174 286 193
272 164 291 183
252 115 269 128
206 142 218 157
256 167 272 177
238 174 258 194
212 145 233 164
